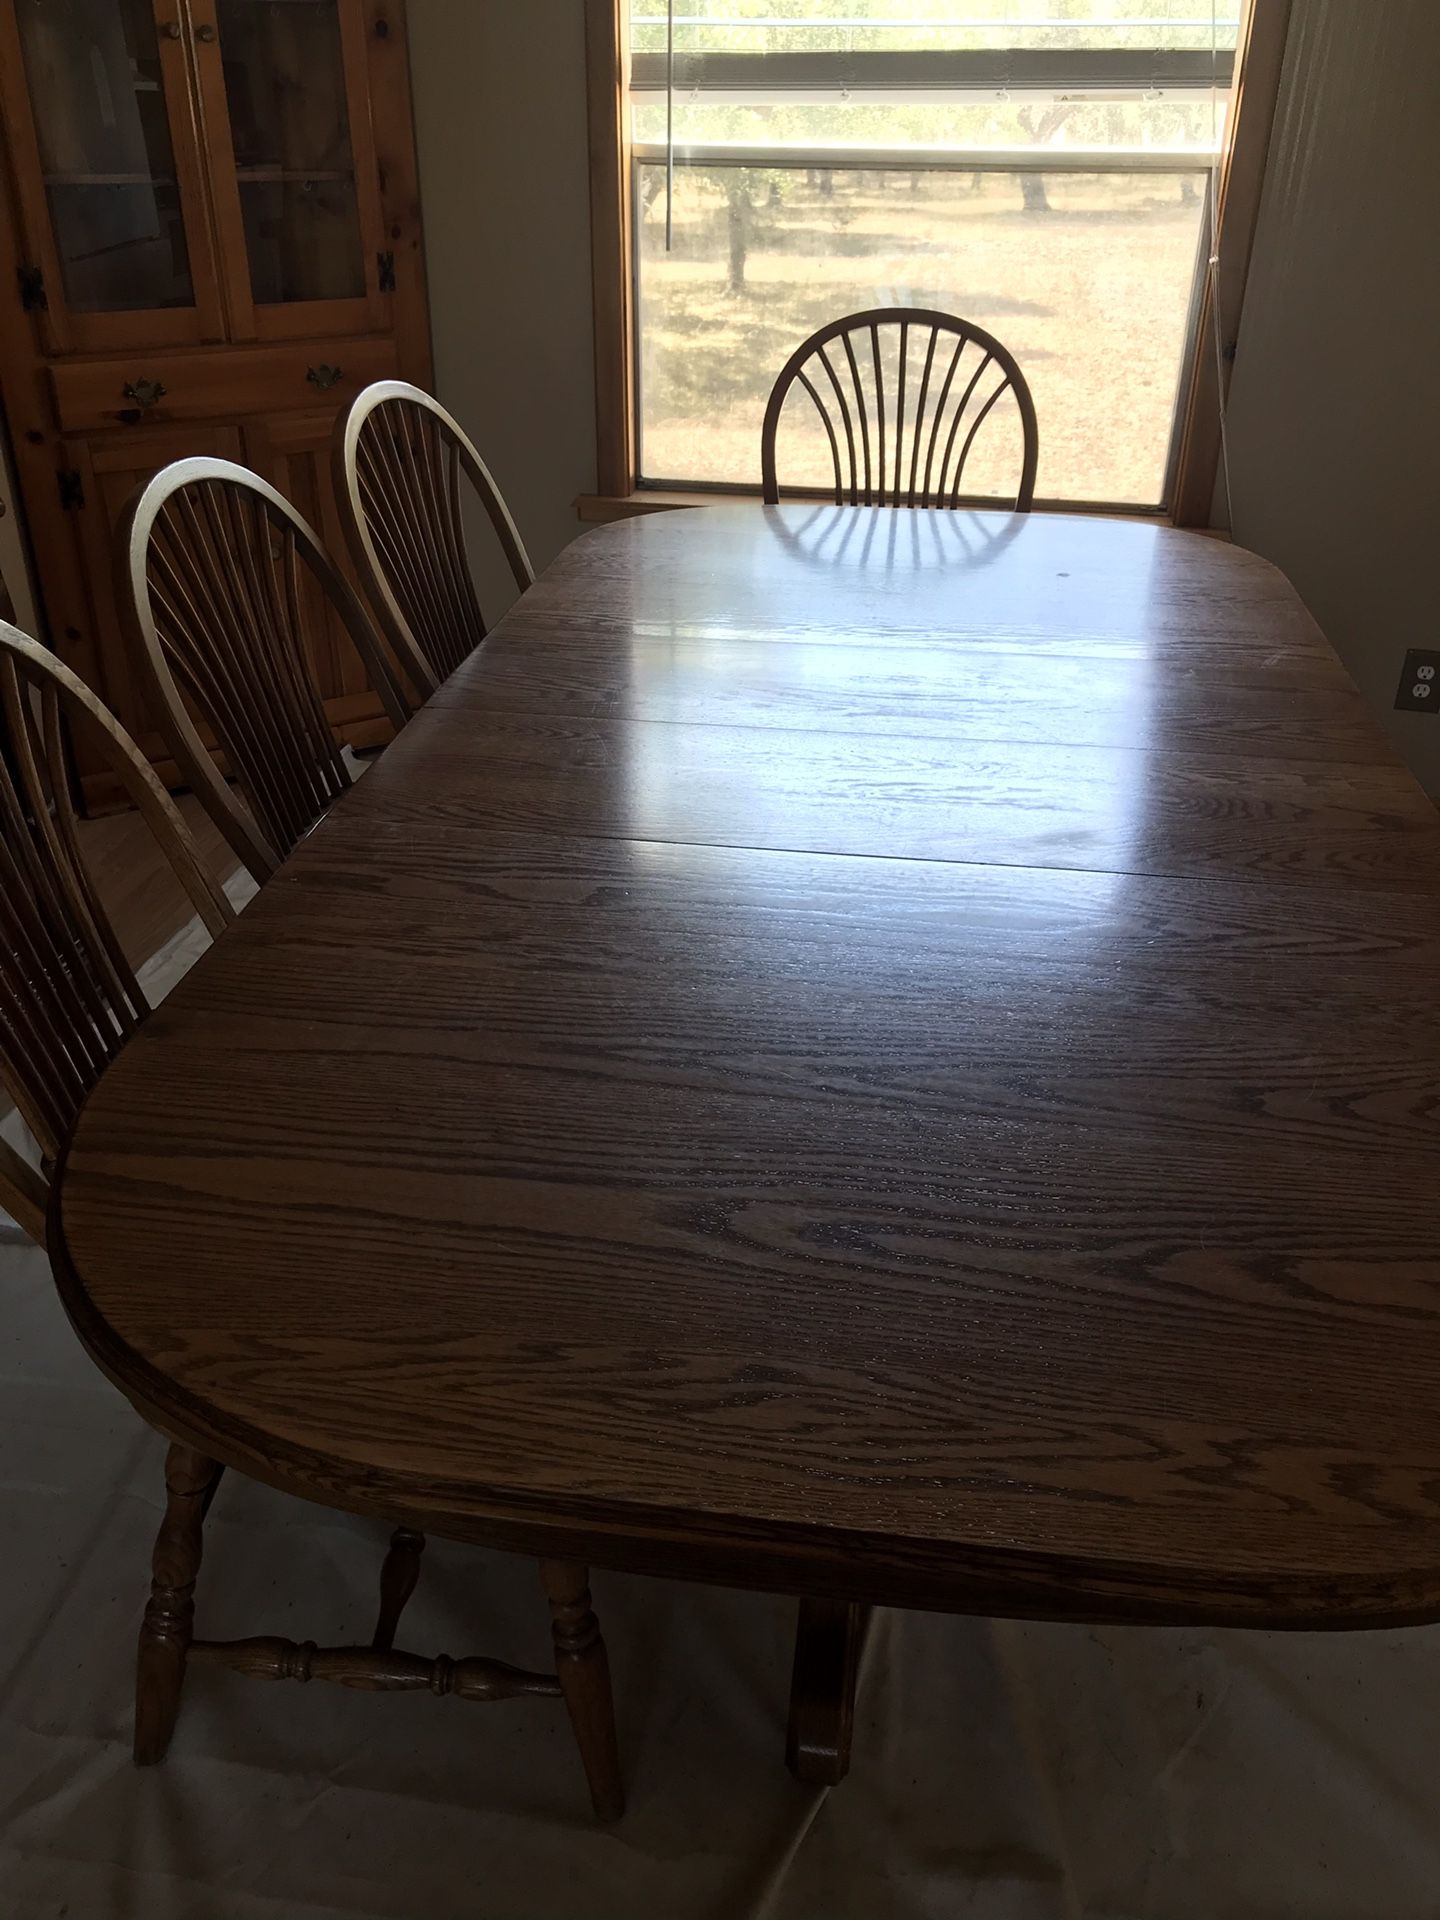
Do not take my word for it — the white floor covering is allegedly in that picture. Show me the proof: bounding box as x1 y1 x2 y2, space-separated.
3 907 1440 1919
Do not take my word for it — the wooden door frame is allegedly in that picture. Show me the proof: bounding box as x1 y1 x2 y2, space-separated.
585 0 634 500
583 0 1293 526
364 0 432 389
1171 0 1294 526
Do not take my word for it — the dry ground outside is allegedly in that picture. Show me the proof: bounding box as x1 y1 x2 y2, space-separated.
637 165 1208 506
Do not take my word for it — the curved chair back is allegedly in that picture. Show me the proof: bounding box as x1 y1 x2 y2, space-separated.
761 308 1038 512
334 380 535 685
0 620 233 1244
120 457 430 883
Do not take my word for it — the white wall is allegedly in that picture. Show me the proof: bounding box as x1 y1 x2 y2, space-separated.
406 0 597 619
1225 0 1440 789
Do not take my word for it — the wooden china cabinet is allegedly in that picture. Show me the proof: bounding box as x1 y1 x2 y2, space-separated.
0 0 431 807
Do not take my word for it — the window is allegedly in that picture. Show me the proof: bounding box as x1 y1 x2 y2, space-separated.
598 2 1250 513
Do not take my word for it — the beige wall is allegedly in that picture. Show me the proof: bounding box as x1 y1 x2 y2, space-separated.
406 0 597 619
1225 0 1440 789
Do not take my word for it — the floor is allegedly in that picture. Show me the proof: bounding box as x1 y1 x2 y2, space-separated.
4 816 1440 1918
81 793 242 962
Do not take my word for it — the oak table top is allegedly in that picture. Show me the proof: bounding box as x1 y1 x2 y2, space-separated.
55 505 1440 1634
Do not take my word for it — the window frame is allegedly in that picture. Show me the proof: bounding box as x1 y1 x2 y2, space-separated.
584 0 1291 526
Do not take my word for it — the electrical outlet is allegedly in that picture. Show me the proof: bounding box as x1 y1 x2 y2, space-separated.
1394 649 1440 713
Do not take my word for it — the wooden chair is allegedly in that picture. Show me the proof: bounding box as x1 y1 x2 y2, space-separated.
118 457 438 885
333 379 535 685
0 619 624 1820
761 308 1039 512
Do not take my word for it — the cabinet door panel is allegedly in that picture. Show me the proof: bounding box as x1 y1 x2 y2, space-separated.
244 409 391 711
191 0 388 340
0 0 225 350
65 422 246 739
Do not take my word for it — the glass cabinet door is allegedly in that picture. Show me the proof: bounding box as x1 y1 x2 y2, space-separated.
194 0 386 338
0 0 224 347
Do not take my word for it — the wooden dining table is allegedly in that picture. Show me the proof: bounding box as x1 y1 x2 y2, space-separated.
54 503 1440 1787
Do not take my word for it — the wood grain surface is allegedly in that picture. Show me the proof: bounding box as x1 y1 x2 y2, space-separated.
53 506 1440 1629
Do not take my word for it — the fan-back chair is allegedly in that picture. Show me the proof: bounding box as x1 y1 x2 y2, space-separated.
119 457 437 883
761 308 1039 512
334 379 535 685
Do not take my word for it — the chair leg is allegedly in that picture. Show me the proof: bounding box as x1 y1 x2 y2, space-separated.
372 1527 426 1650
539 1559 625 1821
134 1443 224 1765
786 1598 871 1786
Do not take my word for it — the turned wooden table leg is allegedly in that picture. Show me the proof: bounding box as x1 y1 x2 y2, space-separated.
134 1443 223 1765
786 1598 871 1786
372 1528 426 1650
540 1559 624 1822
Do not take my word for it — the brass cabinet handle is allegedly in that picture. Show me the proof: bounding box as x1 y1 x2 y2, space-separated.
122 378 167 410
306 364 343 391
194 22 217 42
162 19 182 38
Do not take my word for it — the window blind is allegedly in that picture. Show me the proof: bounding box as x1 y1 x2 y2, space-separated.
630 6 1238 101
